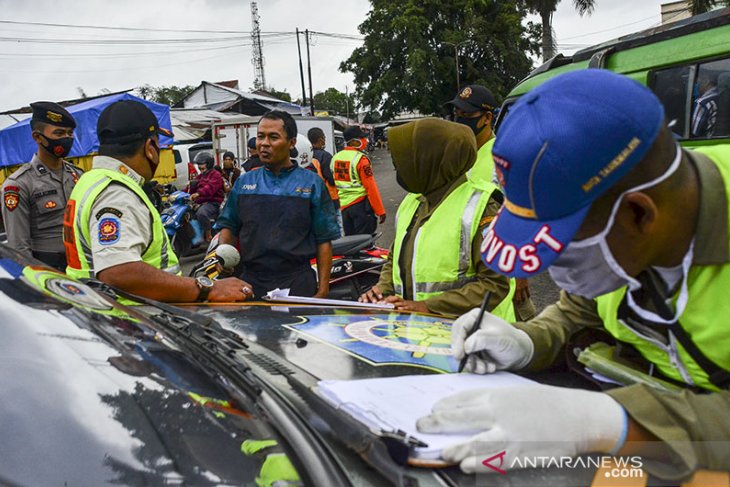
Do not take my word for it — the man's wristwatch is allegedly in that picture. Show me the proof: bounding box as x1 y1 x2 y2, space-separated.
195 276 214 302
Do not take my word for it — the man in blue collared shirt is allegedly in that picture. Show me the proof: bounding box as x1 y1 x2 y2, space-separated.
215 110 340 298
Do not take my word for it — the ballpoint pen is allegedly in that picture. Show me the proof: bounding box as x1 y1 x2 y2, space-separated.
457 291 491 373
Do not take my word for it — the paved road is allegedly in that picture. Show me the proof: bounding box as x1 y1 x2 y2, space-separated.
184 148 561 312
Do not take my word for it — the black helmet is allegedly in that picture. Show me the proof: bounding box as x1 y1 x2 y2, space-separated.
194 152 214 170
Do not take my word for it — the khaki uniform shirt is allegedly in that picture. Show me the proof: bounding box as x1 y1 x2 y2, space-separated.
512 151 730 480
85 156 154 275
376 174 510 317
2 154 83 256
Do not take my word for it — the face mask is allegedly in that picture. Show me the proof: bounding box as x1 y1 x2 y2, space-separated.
455 114 487 137
147 140 161 174
38 133 74 158
396 172 411 192
548 144 682 299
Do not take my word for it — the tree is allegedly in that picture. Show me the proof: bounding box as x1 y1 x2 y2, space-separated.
688 0 728 14
265 87 292 102
341 0 539 119
312 88 357 116
524 0 595 62
136 84 195 106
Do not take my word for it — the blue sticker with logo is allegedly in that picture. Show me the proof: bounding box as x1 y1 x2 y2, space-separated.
283 313 458 373
98 217 121 246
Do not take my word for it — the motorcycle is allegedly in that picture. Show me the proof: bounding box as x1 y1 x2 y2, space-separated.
159 189 205 258
315 233 389 301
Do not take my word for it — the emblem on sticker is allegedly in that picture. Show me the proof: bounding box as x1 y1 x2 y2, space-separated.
98 217 120 245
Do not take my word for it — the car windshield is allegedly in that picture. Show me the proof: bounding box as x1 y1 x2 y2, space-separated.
0 250 310 486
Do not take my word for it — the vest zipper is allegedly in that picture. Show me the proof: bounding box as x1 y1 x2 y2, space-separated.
619 319 694 385
668 331 695 386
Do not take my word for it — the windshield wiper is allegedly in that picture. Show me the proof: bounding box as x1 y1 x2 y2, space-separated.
284 372 422 487
83 279 353 486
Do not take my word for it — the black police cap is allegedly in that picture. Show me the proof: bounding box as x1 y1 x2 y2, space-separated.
446 85 497 113
343 125 368 141
30 101 76 129
97 100 172 145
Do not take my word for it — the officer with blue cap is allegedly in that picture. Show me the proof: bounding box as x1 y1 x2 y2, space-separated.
417 69 730 479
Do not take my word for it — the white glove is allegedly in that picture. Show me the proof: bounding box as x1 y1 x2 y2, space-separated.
416 385 628 474
452 307 534 373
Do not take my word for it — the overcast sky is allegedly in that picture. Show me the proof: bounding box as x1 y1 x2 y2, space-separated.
0 0 681 111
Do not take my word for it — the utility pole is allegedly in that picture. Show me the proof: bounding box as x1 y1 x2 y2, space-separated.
296 28 307 107
345 85 350 122
250 2 266 91
305 29 315 115
442 41 469 92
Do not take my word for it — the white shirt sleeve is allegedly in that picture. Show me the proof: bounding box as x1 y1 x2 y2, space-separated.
88 184 153 274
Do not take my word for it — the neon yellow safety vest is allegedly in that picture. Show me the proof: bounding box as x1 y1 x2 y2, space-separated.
392 180 516 321
596 146 730 391
64 168 180 280
330 149 367 207
466 138 496 191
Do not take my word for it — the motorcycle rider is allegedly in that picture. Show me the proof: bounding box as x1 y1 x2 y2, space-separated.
189 152 224 243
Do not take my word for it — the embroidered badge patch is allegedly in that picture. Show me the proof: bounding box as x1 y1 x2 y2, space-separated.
459 86 473 99
44 200 57 209
98 217 120 245
71 171 79 184
4 186 19 211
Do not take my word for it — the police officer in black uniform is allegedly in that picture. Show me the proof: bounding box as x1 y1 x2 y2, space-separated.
1 101 84 270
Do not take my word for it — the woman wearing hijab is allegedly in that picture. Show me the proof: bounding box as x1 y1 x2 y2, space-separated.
360 118 515 319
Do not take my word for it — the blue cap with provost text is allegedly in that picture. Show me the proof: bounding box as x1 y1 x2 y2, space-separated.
483 69 665 278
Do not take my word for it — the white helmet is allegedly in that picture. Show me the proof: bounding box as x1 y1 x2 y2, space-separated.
291 134 314 169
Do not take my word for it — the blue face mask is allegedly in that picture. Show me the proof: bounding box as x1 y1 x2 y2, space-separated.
548 144 682 299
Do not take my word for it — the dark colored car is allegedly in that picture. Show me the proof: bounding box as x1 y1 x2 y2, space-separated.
0 245 645 486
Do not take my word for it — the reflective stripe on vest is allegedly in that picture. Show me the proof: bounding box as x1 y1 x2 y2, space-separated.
596 146 730 391
330 149 366 207
392 181 515 321
64 168 180 280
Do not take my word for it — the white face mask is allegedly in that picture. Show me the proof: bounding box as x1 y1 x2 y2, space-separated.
549 144 682 299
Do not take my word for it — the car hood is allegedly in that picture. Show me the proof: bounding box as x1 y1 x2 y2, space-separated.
0 255 284 486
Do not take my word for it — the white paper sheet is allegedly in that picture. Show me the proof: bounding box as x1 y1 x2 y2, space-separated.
316 372 536 459
263 287 396 309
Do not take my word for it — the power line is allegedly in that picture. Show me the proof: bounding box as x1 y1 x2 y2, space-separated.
0 43 250 59
0 34 296 45
558 14 658 41
0 18 265 35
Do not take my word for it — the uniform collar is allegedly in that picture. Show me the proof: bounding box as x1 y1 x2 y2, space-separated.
263 162 297 175
687 149 729 265
30 153 64 177
92 155 145 186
